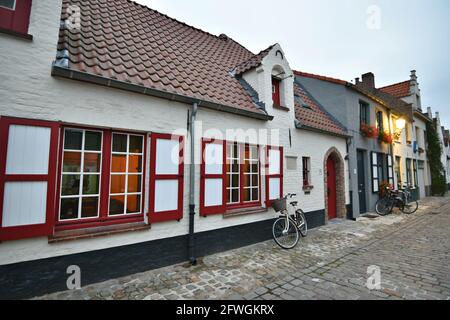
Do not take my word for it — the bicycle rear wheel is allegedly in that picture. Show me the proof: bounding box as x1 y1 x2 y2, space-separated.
375 197 393 216
402 200 418 214
272 216 299 249
296 209 308 237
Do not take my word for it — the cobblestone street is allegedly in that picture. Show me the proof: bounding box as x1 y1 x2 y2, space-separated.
36 196 450 300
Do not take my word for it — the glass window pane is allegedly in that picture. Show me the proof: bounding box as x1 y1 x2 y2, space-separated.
129 135 143 153
63 152 81 172
252 187 259 201
112 134 127 152
232 189 239 203
0 0 15 9
111 155 126 172
64 129 82 150
84 153 100 172
110 175 126 194
252 163 258 173
109 195 125 215
128 155 142 173
127 174 141 193
61 175 80 196
252 174 259 187
244 188 250 202
82 175 99 195
126 195 141 214
85 131 102 151
60 198 79 220
232 174 239 188
81 197 98 218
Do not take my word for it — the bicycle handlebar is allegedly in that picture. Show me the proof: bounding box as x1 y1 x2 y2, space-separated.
286 193 297 198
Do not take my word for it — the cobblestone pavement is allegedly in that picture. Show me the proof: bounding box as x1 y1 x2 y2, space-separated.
36 196 450 300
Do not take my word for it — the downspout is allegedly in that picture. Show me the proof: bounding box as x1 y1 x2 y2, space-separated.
188 103 198 265
388 111 396 188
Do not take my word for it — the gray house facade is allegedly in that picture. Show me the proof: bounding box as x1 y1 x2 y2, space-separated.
295 72 406 218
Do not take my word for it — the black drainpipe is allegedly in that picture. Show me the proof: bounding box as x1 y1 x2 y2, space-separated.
188 103 198 265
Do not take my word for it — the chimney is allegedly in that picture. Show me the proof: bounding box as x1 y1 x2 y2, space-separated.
361 72 375 88
410 70 417 83
427 107 433 119
354 77 360 84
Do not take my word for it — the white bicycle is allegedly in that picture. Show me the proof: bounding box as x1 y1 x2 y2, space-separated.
271 193 308 249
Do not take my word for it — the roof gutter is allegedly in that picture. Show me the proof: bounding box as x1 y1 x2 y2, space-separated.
51 65 274 121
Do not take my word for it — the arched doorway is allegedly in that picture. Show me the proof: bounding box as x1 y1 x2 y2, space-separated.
323 148 346 223
327 157 337 220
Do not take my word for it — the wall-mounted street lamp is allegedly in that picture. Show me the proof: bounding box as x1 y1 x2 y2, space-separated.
394 118 406 141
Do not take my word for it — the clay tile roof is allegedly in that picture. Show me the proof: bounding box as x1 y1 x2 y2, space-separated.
57 0 268 115
293 70 348 86
234 44 276 75
293 81 347 137
379 81 411 98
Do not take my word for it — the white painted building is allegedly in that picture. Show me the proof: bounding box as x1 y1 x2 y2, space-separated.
0 0 350 297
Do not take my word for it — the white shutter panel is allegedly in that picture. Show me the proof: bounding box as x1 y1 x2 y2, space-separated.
371 152 379 193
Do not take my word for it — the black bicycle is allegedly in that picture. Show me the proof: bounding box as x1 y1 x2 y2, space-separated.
270 193 308 249
375 184 419 216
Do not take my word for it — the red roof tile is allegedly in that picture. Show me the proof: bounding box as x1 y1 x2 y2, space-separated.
379 81 411 98
57 0 266 115
294 82 347 136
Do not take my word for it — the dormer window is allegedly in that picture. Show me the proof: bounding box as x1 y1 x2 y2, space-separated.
0 0 32 36
272 77 281 107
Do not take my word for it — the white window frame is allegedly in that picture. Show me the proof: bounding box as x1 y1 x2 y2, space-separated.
59 128 103 221
108 133 144 216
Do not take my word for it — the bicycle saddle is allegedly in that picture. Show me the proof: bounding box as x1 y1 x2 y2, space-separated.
290 201 298 206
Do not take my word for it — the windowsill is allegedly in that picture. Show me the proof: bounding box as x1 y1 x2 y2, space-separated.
223 207 268 218
273 104 290 112
0 27 33 41
48 221 151 244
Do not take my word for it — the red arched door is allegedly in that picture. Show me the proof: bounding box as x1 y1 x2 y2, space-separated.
327 157 337 220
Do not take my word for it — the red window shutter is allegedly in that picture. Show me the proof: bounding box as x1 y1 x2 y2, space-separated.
149 133 185 223
200 139 226 216
265 146 283 207
0 117 59 241
0 0 32 35
272 78 281 107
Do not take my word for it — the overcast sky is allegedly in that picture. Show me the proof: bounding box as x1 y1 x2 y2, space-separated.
135 0 450 128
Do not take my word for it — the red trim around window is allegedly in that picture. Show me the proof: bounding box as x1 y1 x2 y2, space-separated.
226 143 262 210
200 138 226 217
0 0 32 35
265 146 283 207
0 116 59 241
272 77 281 107
148 133 185 223
54 127 146 232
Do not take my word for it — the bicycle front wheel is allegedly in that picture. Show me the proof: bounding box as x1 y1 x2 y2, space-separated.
402 200 418 214
272 217 299 249
375 197 393 216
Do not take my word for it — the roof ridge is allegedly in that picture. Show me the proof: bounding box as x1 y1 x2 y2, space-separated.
293 70 349 85
126 0 254 54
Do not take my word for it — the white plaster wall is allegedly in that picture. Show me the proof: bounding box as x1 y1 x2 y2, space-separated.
0 1 348 264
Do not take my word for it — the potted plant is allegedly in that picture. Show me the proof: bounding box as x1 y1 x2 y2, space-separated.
360 123 379 138
378 131 394 144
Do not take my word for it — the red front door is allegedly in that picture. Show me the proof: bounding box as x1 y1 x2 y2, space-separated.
327 157 337 220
